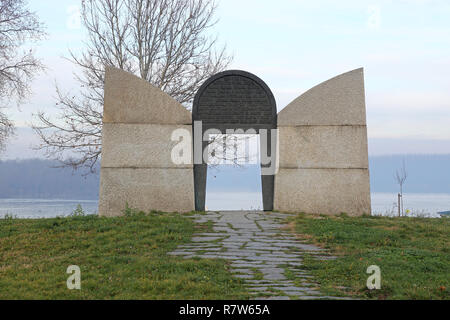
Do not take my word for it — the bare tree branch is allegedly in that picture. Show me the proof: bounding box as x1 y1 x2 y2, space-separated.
394 159 407 216
33 0 232 172
0 0 45 153
0 107 14 152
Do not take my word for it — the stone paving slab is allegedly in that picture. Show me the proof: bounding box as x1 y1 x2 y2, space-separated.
168 211 341 300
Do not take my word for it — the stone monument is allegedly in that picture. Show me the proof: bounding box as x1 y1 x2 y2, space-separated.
99 67 371 216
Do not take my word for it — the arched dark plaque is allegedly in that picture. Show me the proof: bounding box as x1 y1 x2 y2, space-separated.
192 70 277 211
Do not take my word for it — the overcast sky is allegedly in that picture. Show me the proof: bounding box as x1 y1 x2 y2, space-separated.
4 0 450 158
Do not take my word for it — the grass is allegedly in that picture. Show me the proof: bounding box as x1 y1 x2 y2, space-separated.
290 213 450 300
2 207 448 300
0 210 249 299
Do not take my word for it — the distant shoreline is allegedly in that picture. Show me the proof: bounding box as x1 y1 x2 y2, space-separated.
0 192 446 219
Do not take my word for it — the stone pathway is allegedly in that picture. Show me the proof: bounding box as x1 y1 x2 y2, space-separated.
169 211 344 300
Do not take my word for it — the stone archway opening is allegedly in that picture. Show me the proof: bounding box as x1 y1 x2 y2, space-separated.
204 133 263 211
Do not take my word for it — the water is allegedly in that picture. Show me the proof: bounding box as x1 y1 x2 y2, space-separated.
0 199 98 219
0 193 449 218
207 192 448 218
206 192 263 211
371 193 447 218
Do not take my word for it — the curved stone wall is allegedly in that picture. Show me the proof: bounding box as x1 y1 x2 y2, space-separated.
99 67 194 216
274 68 371 215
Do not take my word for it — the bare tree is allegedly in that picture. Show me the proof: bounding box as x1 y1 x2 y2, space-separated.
0 108 13 152
394 159 407 216
33 0 232 172
206 133 260 168
0 0 45 152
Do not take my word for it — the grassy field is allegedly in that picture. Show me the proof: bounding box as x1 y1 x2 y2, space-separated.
290 213 450 300
0 209 249 299
1 208 448 300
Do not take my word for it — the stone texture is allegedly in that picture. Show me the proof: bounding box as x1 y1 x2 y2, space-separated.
278 126 368 169
193 71 276 126
169 211 343 300
103 66 191 124
99 68 194 216
278 68 366 126
274 68 371 216
101 123 192 168
99 167 194 216
274 168 371 216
